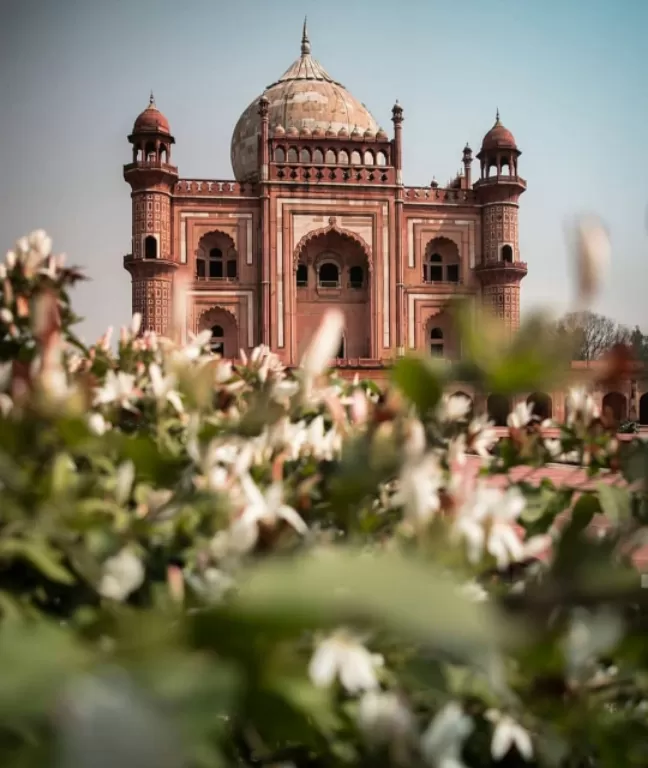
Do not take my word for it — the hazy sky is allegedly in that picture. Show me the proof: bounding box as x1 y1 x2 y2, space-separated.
0 0 646 343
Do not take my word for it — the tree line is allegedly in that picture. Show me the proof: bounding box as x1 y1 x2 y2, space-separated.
555 310 648 363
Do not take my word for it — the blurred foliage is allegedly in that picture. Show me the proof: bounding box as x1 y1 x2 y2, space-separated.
0 231 646 768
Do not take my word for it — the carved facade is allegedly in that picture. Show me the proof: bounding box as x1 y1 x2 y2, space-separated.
123 23 647 427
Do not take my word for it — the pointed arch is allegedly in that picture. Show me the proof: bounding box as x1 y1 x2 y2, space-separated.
197 306 238 358
293 222 372 273
196 230 238 280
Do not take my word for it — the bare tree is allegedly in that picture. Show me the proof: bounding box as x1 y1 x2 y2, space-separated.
556 311 631 361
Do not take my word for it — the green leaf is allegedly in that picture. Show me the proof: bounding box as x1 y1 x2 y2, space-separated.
0 539 74 585
230 549 504 660
0 622 91 716
597 483 631 524
391 356 443 417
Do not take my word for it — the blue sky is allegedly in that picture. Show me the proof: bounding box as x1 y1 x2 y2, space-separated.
0 0 646 342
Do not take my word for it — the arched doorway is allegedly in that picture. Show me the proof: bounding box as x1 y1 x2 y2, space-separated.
294 228 371 360
602 392 627 423
640 394 648 426
198 307 238 359
527 392 552 421
487 394 510 427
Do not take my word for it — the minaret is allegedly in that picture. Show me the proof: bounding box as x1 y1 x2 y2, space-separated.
123 93 178 336
474 111 527 332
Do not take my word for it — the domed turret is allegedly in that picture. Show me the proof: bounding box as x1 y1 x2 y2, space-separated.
480 110 517 152
132 93 171 135
230 20 379 180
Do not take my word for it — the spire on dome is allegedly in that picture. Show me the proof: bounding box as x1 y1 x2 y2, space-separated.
301 17 311 56
495 107 501 125
149 91 156 108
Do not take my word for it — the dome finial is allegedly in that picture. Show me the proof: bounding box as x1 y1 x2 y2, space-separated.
149 90 156 108
495 107 500 125
301 16 311 56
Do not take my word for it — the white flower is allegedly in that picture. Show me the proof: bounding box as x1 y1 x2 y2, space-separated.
458 580 488 602
0 393 12 416
115 461 135 505
300 309 345 380
565 387 599 428
574 215 610 305
357 690 414 745
0 308 13 324
402 417 427 460
392 453 443 527
421 701 473 768
438 394 472 422
181 329 212 362
467 414 497 459
130 312 142 337
94 371 137 410
227 474 307 554
186 567 235 603
309 631 383 693
27 229 52 258
544 438 562 457
98 549 144 601
563 608 623 680
453 485 526 569
148 363 183 413
507 401 533 429
485 710 533 762
4 250 15 269
88 412 109 435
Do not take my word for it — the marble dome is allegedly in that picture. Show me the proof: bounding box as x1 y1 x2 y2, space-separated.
230 22 380 181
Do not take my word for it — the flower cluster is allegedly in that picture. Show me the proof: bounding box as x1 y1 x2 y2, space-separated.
0 230 641 768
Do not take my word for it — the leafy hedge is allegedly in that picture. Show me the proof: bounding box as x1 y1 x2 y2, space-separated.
0 230 647 768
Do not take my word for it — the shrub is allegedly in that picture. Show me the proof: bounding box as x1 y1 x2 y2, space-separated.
0 230 646 768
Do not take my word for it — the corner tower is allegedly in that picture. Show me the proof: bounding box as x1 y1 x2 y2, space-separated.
474 111 527 332
123 94 178 336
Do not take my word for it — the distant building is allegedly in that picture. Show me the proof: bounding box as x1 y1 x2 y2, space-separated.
123 22 646 427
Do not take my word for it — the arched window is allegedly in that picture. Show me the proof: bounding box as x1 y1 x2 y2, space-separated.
423 240 461 283
430 327 444 357
296 263 308 287
350 150 361 165
274 147 285 163
210 325 224 355
338 149 349 165
209 248 223 278
325 149 336 165
500 159 511 176
300 148 310 164
159 145 168 163
318 262 340 288
287 147 298 163
363 150 374 166
313 148 324 164
527 392 553 421
501 245 513 263
349 265 364 289
144 235 157 260
487 393 510 427
602 392 627 424
423 253 443 282
639 393 648 425
145 142 156 162
376 151 387 167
